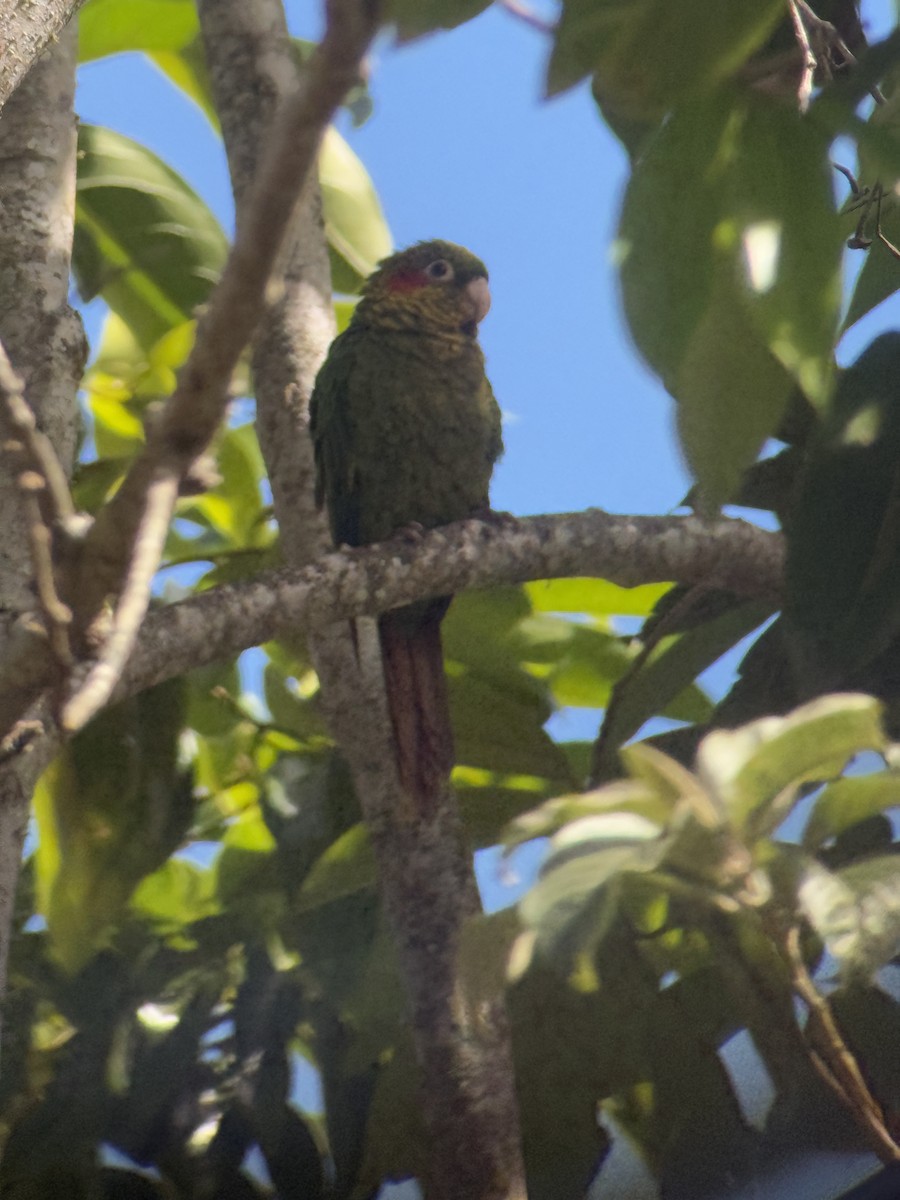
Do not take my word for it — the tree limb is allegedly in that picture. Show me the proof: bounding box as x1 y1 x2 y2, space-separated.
119 510 783 705
61 472 180 731
0 341 75 669
0 0 87 112
0 20 82 1045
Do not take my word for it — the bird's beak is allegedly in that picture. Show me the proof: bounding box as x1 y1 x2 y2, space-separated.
464 276 491 324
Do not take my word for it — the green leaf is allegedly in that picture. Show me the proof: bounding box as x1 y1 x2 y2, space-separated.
320 127 393 293
183 423 266 544
803 773 900 851
618 96 725 387
524 578 671 618
674 263 795 508
444 587 552 710
842 197 900 331
534 621 630 708
457 775 577 849
74 125 228 347
263 661 327 741
83 314 202 467
504 783 673 854
451 671 573 782
386 0 492 41
78 0 199 60
548 0 783 104
520 813 669 961
186 660 243 737
722 99 841 407
798 855 900 979
33 682 194 970
131 858 220 933
619 92 840 505
697 692 886 839
296 824 376 912
592 599 771 783
149 51 392 299
508 960 614 1199
150 40 217 124
786 335 900 677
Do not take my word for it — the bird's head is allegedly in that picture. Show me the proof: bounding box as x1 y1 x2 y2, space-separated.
357 240 490 338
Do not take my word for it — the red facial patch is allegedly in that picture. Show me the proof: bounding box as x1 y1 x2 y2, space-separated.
387 269 427 292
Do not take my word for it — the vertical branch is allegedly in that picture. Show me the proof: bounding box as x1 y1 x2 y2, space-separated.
0 23 85 1030
198 3 527 1196
198 0 334 559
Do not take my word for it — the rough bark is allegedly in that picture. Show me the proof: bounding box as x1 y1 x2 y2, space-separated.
0 23 84 1032
117 510 784 703
0 0 87 112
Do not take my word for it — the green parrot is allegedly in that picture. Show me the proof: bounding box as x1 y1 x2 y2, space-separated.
310 240 502 803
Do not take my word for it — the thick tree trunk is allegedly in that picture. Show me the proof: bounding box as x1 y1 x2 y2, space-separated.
0 23 85 1038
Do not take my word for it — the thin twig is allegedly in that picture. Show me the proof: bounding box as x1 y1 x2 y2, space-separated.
784 925 900 1163
0 341 75 667
61 473 179 732
788 0 817 111
0 340 75 525
19 486 73 669
497 0 555 35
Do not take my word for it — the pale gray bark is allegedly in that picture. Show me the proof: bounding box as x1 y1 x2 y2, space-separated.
120 510 784 702
0 0 86 112
0 23 84 1031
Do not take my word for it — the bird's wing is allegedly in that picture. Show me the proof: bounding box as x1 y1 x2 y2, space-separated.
309 328 362 547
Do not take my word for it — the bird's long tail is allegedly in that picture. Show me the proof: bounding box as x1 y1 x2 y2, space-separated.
378 598 454 806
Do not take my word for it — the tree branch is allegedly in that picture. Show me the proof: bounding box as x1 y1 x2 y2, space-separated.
783 925 900 1162
0 20 82 1044
119 510 783 704
0 0 87 112
61 472 180 731
0 341 76 669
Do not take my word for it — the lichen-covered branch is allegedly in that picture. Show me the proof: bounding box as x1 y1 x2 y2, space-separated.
121 509 783 706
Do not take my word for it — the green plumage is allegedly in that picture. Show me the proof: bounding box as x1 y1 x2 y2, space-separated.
310 240 503 801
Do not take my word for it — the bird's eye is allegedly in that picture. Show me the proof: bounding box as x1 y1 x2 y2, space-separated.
426 259 453 281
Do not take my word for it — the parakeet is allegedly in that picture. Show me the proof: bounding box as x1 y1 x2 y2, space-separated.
310 240 502 803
